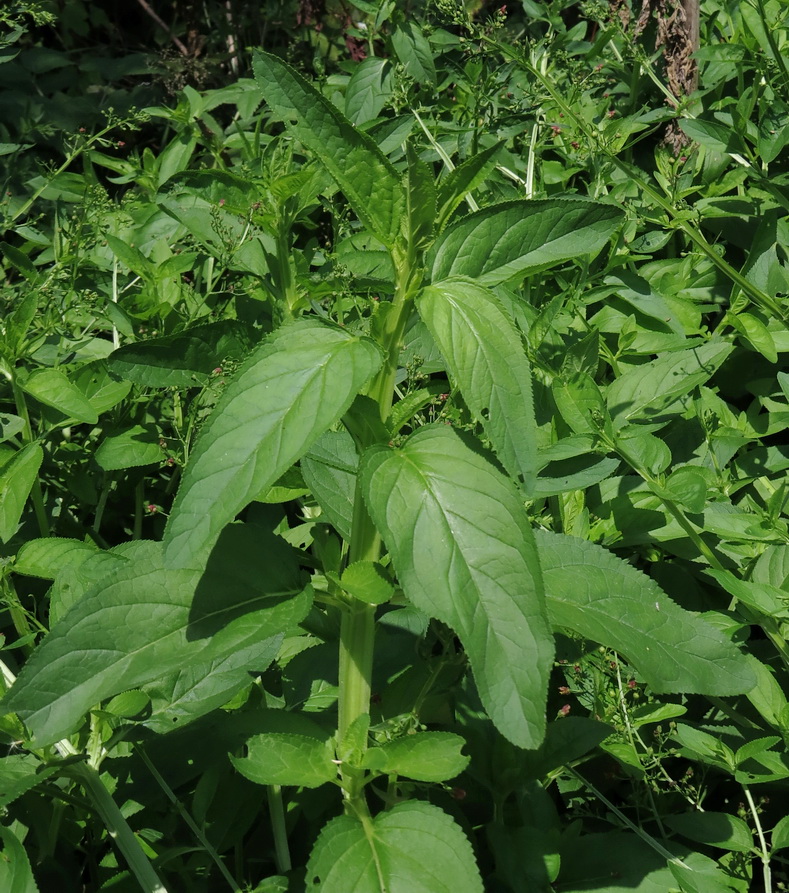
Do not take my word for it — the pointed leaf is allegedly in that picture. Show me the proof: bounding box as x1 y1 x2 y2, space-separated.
0 824 39 893
0 444 43 543
232 733 337 788
428 199 624 286
252 51 404 246
21 369 98 424
418 278 537 490
536 530 755 695
435 143 502 231
306 800 483 892
665 812 754 853
361 426 553 748
107 320 252 388
403 143 436 250
606 342 733 429
164 319 381 568
302 430 358 541
363 732 469 782
13 537 98 579
95 424 164 470
390 21 436 85
2 524 311 746
0 755 59 809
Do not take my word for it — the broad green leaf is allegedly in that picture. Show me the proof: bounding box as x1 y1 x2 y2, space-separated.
664 466 708 513
105 232 152 278
536 531 755 695
606 271 685 335
71 360 132 414
302 430 358 541
616 428 672 474
731 311 777 363
252 51 404 246
0 444 43 543
552 370 611 437
107 320 252 388
743 655 789 729
435 142 502 231
606 342 733 429
345 57 393 126
339 561 394 605
95 424 164 470
705 569 789 619
403 143 435 251
0 824 39 893
2 524 311 746
418 279 537 490
21 369 98 424
164 319 381 568
0 754 59 809
428 199 624 286
390 21 436 85
0 412 25 443
306 800 483 892
363 732 469 782
142 638 282 732
665 813 753 853
673 724 736 771
13 537 98 579
772 815 789 852
232 733 337 788
361 426 553 748
679 116 747 154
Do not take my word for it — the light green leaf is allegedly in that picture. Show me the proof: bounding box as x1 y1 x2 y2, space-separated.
306 800 483 892
731 311 777 363
0 824 39 893
428 199 624 286
616 428 672 474
390 21 436 85
418 278 537 490
361 426 553 748
13 537 98 579
21 369 99 424
164 319 381 568
232 732 337 788
552 370 611 436
71 360 132 414
95 424 164 470
665 812 754 853
253 51 404 246
107 320 252 388
536 531 755 695
340 561 394 605
606 342 732 429
345 57 393 126
0 444 43 543
664 466 708 514
0 412 25 443
0 755 59 809
771 815 789 852
363 732 469 782
302 430 358 541
435 143 502 231
1 524 311 746
403 143 436 250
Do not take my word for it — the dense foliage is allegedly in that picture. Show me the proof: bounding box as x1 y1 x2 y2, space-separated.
2 1 789 890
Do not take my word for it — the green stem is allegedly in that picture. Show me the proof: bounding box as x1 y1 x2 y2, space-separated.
67 761 170 893
11 376 49 537
266 785 292 874
744 784 771 893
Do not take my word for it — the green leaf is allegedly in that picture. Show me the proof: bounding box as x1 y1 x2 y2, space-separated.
0 444 43 544
606 342 733 429
665 812 754 853
552 370 611 437
302 430 358 541
361 426 553 748
232 733 337 788
306 800 483 892
13 537 98 579
107 320 252 388
95 424 164 471
363 732 469 782
0 824 39 893
615 428 672 474
345 57 393 126
0 754 59 809
252 51 404 246
418 278 537 490
0 412 25 443
664 466 708 514
340 561 394 605
771 815 789 852
435 143 502 231
390 21 436 85
142 638 282 732
105 233 153 278
403 143 436 250
1 524 311 746
428 199 624 286
21 369 99 424
71 360 132 414
536 531 755 695
164 319 381 568
730 311 778 363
